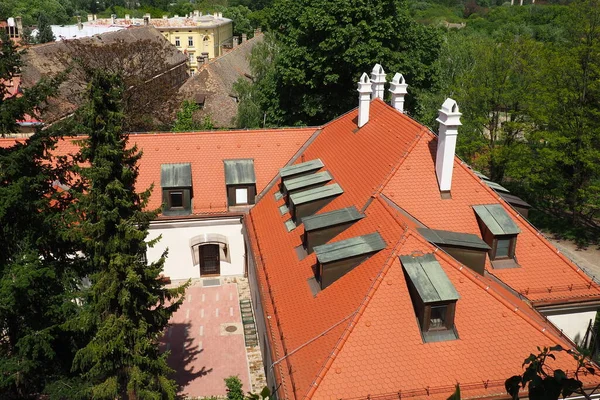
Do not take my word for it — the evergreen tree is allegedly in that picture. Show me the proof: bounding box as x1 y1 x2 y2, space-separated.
0 32 80 398
68 70 187 400
37 13 55 44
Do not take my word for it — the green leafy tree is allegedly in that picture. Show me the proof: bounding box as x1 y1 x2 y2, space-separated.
172 100 215 131
225 376 245 400
0 32 80 399
37 13 55 43
225 5 254 38
257 0 442 126
67 70 187 399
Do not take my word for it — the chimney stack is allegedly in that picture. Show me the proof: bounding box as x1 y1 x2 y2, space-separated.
389 73 408 113
87 14 93 22
242 33 247 43
357 73 372 128
111 14 116 24
435 98 462 195
143 14 150 25
163 15 168 20
194 10 200 17
370 63 386 100
93 14 97 21
77 16 82 30
15 16 22 37
125 14 130 20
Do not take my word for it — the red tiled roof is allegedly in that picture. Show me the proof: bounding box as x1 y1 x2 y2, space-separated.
381 132 600 304
0 128 317 214
246 99 600 400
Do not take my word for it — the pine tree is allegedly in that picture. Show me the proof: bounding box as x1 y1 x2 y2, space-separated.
37 13 55 44
69 70 187 400
0 32 80 398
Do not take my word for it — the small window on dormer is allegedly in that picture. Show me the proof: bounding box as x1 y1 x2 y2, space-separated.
401 253 459 343
224 159 256 207
161 163 192 216
473 204 521 268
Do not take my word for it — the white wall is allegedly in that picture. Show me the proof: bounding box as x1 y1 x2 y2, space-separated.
546 309 597 346
146 217 246 280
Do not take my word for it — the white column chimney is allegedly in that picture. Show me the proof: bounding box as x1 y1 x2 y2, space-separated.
125 14 130 20
370 63 386 100
436 98 462 194
357 72 372 128
77 16 82 30
87 14 93 22
389 73 408 113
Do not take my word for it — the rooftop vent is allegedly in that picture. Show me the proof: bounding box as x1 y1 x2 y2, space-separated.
435 98 462 197
314 232 386 290
371 63 386 101
401 253 459 343
288 184 343 223
473 204 521 268
417 228 490 275
161 163 192 216
224 159 256 206
302 206 364 253
282 171 332 197
389 73 408 113
357 73 371 128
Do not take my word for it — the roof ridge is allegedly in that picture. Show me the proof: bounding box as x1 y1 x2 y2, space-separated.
127 127 319 136
304 230 410 400
452 157 599 295
405 228 576 347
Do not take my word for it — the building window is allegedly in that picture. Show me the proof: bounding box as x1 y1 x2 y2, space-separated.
235 188 248 205
168 191 184 208
188 36 194 46
161 163 192 216
175 37 180 47
473 204 520 266
189 53 195 63
190 69 195 76
429 305 447 330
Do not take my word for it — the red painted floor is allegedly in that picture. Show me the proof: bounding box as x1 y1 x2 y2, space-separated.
161 282 251 397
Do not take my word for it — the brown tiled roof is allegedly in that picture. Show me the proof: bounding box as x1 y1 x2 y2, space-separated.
19 26 187 125
179 33 264 128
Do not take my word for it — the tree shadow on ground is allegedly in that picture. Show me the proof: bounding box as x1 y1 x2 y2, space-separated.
161 322 212 398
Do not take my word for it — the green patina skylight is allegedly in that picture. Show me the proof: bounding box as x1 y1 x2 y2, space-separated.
314 232 386 264
417 228 490 250
400 253 459 303
280 159 324 179
289 184 343 206
302 206 363 232
161 163 192 187
473 204 520 236
224 159 256 185
283 171 332 193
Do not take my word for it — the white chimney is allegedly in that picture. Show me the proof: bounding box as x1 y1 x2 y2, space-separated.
111 14 116 24
370 63 386 100
93 14 97 21
218 12 223 18
194 10 200 17
435 98 462 194
87 14 93 22
77 16 82 30
163 15 168 20
125 14 130 20
357 72 372 128
389 73 408 113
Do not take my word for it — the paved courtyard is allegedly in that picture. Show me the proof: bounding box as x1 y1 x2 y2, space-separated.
161 280 252 398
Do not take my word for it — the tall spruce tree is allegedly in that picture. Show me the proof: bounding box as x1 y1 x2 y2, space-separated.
37 13 55 44
0 32 80 398
68 70 187 400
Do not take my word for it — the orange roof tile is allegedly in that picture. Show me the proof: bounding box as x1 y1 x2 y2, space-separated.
381 132 600 304
246 99 600 400
0 128 317 214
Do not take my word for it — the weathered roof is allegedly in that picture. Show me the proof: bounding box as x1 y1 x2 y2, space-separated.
499 192 532 209
401 253 460 303
280 158 324 179
178 33 264 128
161 163 192 187
283 171 332 192
417 227 490 250
224 159 256 185
289 184 343 206
314 232 386 264
302 206 363 232
473 204 521 235
483 179 510 193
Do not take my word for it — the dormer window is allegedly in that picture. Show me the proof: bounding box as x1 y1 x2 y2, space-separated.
224 159 256 207
473 204 521 268
401 253 459 343
313 232 385 290
161 163 192 216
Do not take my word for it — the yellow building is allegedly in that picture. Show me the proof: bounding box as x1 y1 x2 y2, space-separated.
90 11 233 76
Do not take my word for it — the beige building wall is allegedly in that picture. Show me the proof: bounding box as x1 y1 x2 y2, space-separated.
159 20 233 75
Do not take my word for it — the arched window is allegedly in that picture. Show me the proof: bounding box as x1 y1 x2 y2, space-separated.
190 234 231 276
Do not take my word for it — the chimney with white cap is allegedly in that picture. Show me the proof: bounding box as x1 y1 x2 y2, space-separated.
389 73 408 113
435 98 462 196
370 63 385 100
357 73 372 128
